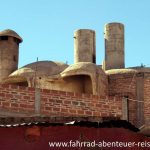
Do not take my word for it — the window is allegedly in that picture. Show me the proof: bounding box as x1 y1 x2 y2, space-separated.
0 36 8 41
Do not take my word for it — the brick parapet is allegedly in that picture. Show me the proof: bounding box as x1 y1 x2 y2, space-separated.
40 88 122 117
0 84 35 113
0 84 122 119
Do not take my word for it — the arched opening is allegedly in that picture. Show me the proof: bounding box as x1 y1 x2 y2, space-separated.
10 81 28 87
63 75 93 94
2 76 29 87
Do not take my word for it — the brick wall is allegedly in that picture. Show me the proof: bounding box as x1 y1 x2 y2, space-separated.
108 73 137 125
0 84 35 113
144 73 150 125
0 84 122 119
108 72 150 127
108 74 136 96
40 89 122 117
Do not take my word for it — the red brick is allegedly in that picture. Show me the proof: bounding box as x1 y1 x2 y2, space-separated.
79 102 86 106
27 104 34 108
85 111 92 115
19 86 27 90
91 95 98 99
28 87 35 92
53 107 60 112
64 100 71 105
66 92 74 96
13 95 22 99
31 97 35 100
1 84 10 88
100 96 107 99
20 104 27 108
77 110 84 115
42 89 50 93
118 106 122 110
10 85 18 89
95 103 102 108
55 100 62 104
41 97 48 102
5 94 13 98
23 96 30 99
69 109 76 114
0 93 5 97
41 110 51 114
103 105 110 109
2 102 10 107
24 109 34 113
87 103 94 107
20 92 26 95
82 94 92 99
52 96 59 100
48 99 55 102
58 91 66 96
11 107 19 112
93 111 100 116
72 101 79 106
11 103 19 107
111 106 117 110
61 108 68 113
74 92 82 97
50 90 59 94
45 107 52 111
101 112 109 116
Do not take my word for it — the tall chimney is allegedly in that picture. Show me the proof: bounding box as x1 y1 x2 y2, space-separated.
74 29 96 63
104 23 125 70
0 29 22 82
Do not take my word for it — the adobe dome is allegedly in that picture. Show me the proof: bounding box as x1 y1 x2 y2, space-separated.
61 62 105 78
106 67 150 75
0 29 23 42
61 62 107 96
9 61 68 78
105 68 137 75
61 62 95 77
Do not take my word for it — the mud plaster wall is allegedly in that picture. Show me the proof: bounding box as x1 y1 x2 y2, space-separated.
0 37 19 81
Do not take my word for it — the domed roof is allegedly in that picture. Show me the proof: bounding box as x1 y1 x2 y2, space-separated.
61 62 105 77
9 61 68 78
106 69 137 75
106 67 150 75
105 22 124 27
0 29 23 43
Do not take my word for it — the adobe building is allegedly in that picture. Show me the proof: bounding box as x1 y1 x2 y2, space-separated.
0 23 150 137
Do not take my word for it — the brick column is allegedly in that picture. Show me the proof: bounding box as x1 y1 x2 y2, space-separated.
136 73 144 128
35 88 41 115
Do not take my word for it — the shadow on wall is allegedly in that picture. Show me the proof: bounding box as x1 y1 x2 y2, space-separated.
11 81 28 87
63 75 92 94
8 75 93 95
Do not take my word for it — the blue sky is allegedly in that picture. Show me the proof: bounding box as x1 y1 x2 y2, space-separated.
1 0 150 68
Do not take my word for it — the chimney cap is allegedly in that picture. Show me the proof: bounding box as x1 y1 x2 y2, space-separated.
0 29 23 43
